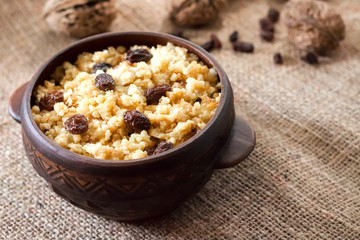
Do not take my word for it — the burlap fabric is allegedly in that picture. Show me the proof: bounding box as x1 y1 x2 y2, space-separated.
1 0 359 239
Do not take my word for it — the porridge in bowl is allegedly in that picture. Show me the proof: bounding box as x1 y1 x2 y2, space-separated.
31 43 220 160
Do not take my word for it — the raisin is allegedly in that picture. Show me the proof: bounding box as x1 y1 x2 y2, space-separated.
144 146 156 156
64 114 88 134
201 41 214 52
126 49 153 63
268 8 280 23
259 18 274 32
301 52 319 65
170 30 188 40
145 84 171 105
123 110 151 132
261 31 274 42
210 34 222 49
95 73 115 91
91 62 112 74
233 42 254 53
39 91 64 111
229 31 238 43
153 142 174 155
273 53 283 64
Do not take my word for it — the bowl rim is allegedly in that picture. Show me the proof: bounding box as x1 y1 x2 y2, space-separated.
22 31 232 168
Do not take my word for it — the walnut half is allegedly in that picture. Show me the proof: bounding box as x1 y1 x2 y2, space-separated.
43 0 117 38
282 0 345 54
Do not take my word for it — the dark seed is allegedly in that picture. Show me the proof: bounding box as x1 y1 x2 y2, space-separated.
126 49 153 63
229 31 238 43
261 31 274 42
95 73 115 91
92 62 112 74
273 53 283 64
39 91 64 111
64 114 88 134
201 41 214 52
123 110 151 132
259 18 274 32
233 42 254 53
145 84 171 105
211 34 222 49
301 52 319 65
268 8 280 23
153 142 174 155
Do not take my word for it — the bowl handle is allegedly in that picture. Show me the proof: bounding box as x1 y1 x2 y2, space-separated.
9 81 29 124
213 117 256 169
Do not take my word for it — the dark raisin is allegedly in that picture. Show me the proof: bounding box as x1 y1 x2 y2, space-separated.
95 73 115 91
301 52 319 65
195 98 202 104
273 53 283 64
64 114 88 134
201 41 214 52
233 42 254 53
144 146 156 156
92 62 112 74
39 91 64 111
153 142 174 155
145 84 171 105
259 18 274 32
210 34 222 49
126 49 153 63
261 31 274 42
170 30 188 40
268 8 280 23
229 31 238 43
123 110 151 132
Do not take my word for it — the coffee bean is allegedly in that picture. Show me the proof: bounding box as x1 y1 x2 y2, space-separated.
268 8 280 23
301 52 319 65
91 62 112 74
126 49 153 63
39 91 64 111
95 73 115 91
233 42 254 53
261 31 274 42
123 110 151 132
273 53 283 64
64 114 88 134
229 31 238 43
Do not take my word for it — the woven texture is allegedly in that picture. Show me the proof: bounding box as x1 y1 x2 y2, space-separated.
1 0 360 239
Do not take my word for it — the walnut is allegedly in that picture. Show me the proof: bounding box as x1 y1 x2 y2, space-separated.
170 0 226 27
43 0 117 38
282 0 345 54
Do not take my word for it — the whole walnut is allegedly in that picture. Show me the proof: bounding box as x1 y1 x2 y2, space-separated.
170 0 226 27
43 0 117 38
282 0 345 54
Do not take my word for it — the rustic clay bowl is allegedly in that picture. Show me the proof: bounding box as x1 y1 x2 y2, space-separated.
9 32 256 221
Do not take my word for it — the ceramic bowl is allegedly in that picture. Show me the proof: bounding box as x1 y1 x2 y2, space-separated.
9 32 256 221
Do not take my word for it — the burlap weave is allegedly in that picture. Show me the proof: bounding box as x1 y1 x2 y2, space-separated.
1 0 359 239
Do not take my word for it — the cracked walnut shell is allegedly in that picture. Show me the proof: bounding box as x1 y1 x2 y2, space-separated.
43 0 117 38
282 0 345 54
170 0 226 27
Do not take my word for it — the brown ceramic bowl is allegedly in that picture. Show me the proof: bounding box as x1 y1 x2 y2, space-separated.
9 32 256 221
